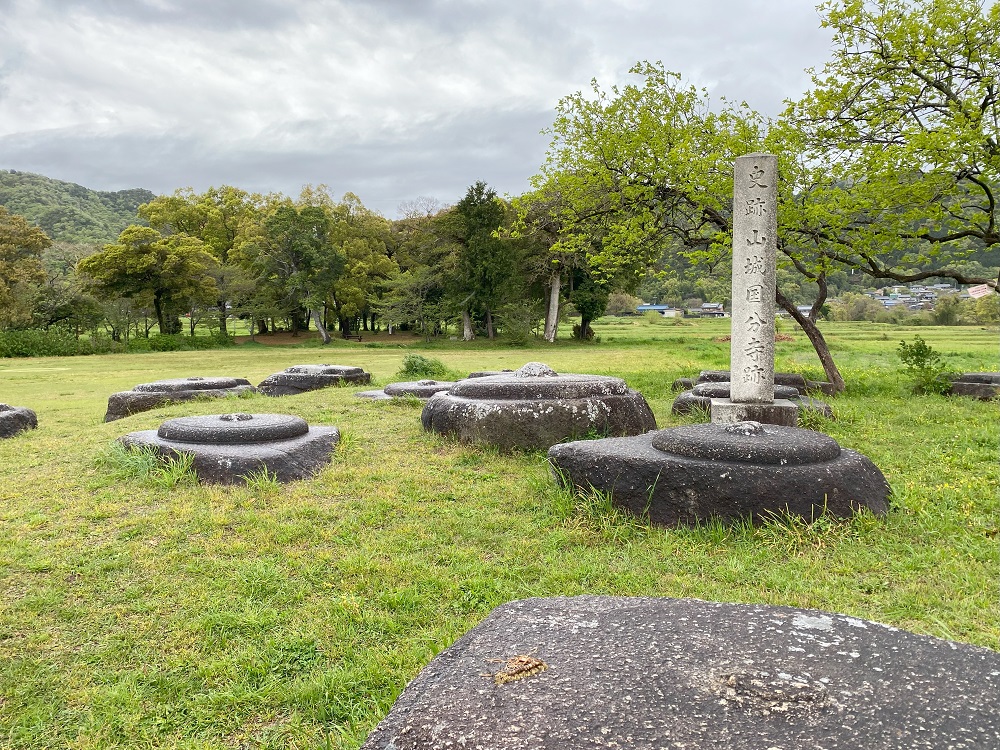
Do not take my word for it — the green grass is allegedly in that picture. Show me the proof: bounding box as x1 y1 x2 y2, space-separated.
0 320 998 748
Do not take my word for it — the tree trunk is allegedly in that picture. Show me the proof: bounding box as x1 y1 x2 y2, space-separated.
311 308 331 344
775 289 845 393
217 301 228 336
153 293 167 335
544 271 560 343
485 307 495 339
462 309 475 341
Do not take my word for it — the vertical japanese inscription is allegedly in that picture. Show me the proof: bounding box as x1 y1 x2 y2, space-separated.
731 154 778 403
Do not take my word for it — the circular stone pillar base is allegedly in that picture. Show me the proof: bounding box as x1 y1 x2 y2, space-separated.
548 421 889 526
120 412 339 483
421 362 656 450
0 404 38 438
257 364 371 396
104 377 257 422
356 380 456 400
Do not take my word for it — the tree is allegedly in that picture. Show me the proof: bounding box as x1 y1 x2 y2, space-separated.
78 225 218 335
140 186 263 335
326 194 396 334
0 206 50 329
34 242 103 335
446 182 524 340
786 0 1000 290
242 201 345 344
511 180 590 342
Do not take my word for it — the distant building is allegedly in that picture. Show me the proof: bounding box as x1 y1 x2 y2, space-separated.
700 302 727 318
636 304 681 318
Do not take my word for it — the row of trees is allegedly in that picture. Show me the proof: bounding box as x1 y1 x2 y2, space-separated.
1 1 997 391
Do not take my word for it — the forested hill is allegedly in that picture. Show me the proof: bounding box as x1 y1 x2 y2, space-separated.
0 169 154 244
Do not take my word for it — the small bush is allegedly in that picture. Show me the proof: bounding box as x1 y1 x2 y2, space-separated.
897 335 956 395
398 354 449 379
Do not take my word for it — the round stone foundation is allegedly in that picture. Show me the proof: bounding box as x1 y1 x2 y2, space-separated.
548 421 889 526
120 412 339 483
421 362 656 450
673 382 833 421
949 372 1000 400
105 377 256 422
0 404 38 439
356 379 456 401
696 369 834 395
257 364 371 396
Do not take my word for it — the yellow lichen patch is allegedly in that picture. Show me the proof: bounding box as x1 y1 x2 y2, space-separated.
491 654 549 685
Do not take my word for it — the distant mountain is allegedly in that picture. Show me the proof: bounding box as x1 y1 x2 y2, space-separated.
0 170 155 245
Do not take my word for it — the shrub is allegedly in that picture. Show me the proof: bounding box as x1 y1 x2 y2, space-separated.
398 354 449 379
0 329 93 358
897 335 956 395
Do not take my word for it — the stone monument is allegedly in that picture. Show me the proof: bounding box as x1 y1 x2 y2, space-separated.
119 412 339 484
362 596 1000 750
710 154 798 427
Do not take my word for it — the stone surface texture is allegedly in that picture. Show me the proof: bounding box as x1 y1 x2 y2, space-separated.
120 412 338 483
707 398 799 427
420 362 656 450
548 421 890 525
362 596 1000 750
0 403 38 439
257 364 370 397
104 377 256 422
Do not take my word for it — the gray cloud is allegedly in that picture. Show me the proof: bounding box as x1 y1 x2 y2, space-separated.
0 0 832 216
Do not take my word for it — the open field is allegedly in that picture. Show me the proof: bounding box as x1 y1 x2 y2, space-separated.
1 320 998 749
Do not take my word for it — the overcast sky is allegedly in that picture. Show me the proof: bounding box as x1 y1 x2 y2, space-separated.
0 0 833 216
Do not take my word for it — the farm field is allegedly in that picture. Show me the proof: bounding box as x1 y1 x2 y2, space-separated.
0 319 997 749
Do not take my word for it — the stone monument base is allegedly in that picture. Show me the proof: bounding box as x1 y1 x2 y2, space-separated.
548 421 890 526
710 397 798 426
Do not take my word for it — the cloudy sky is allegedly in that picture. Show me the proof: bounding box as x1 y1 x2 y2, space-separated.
0 0 833 216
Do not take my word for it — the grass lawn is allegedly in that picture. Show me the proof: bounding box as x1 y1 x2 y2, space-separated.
0 319 997 749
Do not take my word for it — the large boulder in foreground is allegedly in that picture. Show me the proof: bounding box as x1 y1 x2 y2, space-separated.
549 421 889 526
363 596 1000 750
257 364 371 396
120 412 339 483
104 376 256 421
0 404 37 438
420 362 656 450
